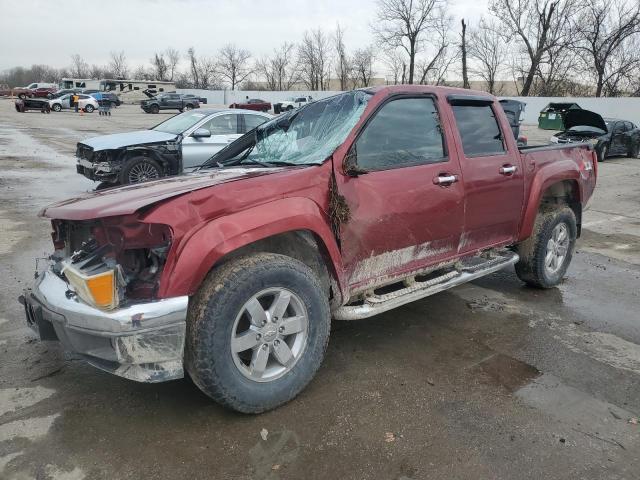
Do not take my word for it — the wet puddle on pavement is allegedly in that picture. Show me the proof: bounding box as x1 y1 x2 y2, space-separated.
472 353 541 392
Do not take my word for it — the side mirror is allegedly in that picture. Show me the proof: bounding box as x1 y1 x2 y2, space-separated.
343 145 368 177
191 128 211 138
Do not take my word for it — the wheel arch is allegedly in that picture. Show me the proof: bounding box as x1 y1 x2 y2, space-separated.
519 171 583 242
154 198 346 304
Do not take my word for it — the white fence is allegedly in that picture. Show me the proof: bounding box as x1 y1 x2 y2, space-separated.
177 89 640 125
176 89 343 106
500 96 640 125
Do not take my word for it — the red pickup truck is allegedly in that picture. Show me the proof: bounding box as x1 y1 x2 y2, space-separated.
21 86 597 413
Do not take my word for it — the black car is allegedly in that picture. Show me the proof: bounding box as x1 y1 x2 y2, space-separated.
552 109 640 161
90 92 121 107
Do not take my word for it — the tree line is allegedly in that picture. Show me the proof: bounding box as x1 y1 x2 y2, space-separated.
1 0 639 96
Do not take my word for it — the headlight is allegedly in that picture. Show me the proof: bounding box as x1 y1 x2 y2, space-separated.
588 138 599 145
62 263 118 310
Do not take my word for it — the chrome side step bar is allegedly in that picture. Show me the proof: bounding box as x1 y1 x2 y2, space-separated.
332 251 519 321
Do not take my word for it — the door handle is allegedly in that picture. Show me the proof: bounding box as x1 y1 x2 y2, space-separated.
499 165 517 175
433 174 459 186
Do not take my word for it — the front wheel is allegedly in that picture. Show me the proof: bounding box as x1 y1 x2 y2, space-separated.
120 157 162 184
52 103 62 112
515 206 577 288
598 144 608 162
185 104 194 110
186 253 331 413
150 104 160 114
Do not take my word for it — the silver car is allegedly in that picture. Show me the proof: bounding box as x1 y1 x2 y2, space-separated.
75 109 272 185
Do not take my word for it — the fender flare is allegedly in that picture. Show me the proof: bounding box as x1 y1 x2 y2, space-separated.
157 197 345 298
518 159 583 242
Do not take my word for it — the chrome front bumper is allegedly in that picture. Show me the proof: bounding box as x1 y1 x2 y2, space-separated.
21 270 188 383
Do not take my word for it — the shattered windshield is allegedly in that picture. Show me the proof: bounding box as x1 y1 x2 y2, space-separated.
207 90 371 167
152 111 208 135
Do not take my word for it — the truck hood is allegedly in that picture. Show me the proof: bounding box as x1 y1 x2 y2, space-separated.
40 167 286 220
563 109 607 132
80 130 178 150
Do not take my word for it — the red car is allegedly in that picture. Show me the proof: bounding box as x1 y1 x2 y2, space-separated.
22 85 597 413
229 98 271 112
31 87 58 98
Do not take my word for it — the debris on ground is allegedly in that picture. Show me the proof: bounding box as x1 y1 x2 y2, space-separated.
260 428 269 441
384 432 396 443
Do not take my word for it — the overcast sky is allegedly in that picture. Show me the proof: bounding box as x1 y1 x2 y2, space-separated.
0 0 489 72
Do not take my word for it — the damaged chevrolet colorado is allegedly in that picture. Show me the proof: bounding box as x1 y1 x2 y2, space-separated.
22 86 597 413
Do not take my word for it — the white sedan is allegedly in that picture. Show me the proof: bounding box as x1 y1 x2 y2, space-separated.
49 94 99 113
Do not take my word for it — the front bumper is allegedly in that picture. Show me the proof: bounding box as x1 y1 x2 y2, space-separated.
76 158 117 182
20 270 188 383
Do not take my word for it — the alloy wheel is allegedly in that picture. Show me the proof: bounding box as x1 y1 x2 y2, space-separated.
230 288 309 382
545 223 569 275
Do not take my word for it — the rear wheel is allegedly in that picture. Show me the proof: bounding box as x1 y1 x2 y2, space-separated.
18 93 27 100
185 104 194 110
186 253 331 413
515 206 577 288
84 104 94 113
120 157 162 184
286 105 294 111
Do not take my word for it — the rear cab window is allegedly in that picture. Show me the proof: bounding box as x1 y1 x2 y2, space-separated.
451 103 506 157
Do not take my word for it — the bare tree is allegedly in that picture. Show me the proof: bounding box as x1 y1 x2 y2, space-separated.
151 53 168 80
298 29 332 90
383 49 407 84
416 10 455 85
70 54 89 78
350 47 376 88
574 0 640 97
108 51 128 78
256 42 299 90
334 24 350 90
186 47 220 89
468 19 508 94
165 48 180 81
460 19 470 88
489 0 577 96
187 47 200 88
372 0 447 84
218 44 253 90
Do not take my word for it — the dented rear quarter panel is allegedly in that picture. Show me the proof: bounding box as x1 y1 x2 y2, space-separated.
517 145 596 242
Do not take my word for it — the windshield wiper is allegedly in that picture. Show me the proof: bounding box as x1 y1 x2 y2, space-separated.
238 157 275 168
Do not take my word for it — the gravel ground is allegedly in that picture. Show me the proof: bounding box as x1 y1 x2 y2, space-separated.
0 100 639 480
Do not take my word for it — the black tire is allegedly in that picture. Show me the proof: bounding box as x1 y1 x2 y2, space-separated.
186 253 331 414
515 206 577 289
84 104 94 113
52 103 62 112
627 143 639 158
119 157 162 184
286 105 294 111
178 108 184 113
18 93 27 100
185 104 194 110
47 93 53 99
150 104 160 114
598 144 608 162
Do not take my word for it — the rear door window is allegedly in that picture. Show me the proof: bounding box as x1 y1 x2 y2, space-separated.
203 114 239 135
452 104 506 156
242 114 268 132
